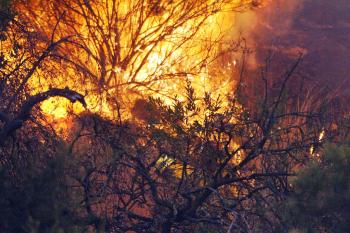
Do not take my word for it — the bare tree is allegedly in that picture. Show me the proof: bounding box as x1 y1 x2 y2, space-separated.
61 56 340 232
16 0 260 112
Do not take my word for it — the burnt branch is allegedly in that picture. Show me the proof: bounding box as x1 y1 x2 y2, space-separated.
0 88 86 146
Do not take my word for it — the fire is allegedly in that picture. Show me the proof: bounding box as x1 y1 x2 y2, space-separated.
14 0 270 121
309 129 326 156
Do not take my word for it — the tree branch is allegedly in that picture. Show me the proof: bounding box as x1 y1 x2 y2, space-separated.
0 88 86 146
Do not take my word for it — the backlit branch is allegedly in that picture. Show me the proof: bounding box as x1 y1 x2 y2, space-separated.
0 88 86 146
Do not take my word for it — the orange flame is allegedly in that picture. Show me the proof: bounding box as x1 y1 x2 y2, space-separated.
15 0 271 120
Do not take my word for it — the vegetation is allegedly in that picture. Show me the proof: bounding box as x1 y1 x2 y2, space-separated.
284 143 350 233
0 152 84 233
0 0 348 233
0 0 12 32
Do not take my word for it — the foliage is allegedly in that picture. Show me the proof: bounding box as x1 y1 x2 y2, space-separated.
62 70 330 232
0 1 346 233
284 143 350 233
0 150 85 233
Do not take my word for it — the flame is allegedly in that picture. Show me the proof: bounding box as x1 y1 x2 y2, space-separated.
14 0 271 121
309 129 326 156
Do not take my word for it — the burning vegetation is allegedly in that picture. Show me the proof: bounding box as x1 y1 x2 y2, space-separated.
0 0 349 233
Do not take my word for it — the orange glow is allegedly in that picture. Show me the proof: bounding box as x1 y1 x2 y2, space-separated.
15 0 270 120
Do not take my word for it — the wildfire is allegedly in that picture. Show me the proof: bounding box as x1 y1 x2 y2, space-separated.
14 0 270 121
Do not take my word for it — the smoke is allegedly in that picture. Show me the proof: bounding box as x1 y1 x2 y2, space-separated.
230 0 350 93
229 0 305 69
234 0 304 37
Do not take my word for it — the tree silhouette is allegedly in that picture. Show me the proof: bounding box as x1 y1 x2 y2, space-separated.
16 0 259 111
61 58 338 232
